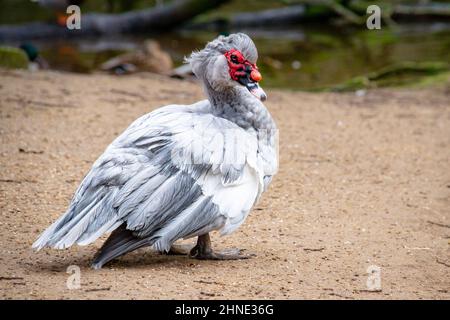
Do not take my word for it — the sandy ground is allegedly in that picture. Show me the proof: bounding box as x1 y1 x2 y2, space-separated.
0 69 449 300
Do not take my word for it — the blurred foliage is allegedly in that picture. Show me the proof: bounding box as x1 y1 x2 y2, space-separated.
0 0 164 24
27 24 449 90
0 0 52 24
253 26 450 90
0 0 449 90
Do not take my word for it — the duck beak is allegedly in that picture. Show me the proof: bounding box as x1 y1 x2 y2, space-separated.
246 82 267 101
238 74 267 101
236 65 267 101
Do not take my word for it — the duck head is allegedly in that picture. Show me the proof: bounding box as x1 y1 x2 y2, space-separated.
186 33 267 102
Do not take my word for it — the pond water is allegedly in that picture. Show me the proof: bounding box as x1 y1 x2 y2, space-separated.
1 1 449 90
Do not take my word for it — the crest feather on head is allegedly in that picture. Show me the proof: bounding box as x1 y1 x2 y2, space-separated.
185 33 258 79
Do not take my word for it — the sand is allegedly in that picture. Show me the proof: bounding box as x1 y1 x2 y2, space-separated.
0 69 449 299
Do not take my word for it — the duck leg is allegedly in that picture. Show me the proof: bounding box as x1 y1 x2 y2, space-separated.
189 233 254 260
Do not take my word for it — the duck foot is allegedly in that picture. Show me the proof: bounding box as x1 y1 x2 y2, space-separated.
188 233 255 260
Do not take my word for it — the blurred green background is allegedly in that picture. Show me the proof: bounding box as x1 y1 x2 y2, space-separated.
0 0 449 90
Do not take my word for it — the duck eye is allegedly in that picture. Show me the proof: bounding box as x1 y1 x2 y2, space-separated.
230 54 239 63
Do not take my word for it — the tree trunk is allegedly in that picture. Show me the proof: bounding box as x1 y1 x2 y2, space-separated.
0 0 229 41
187 1 450 30
231 5 308 27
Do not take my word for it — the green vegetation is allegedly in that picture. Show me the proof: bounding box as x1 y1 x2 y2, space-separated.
0 46 28 69
1 0 449 90
327 62 450 91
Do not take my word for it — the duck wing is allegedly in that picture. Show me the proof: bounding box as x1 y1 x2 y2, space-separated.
33 101 262 267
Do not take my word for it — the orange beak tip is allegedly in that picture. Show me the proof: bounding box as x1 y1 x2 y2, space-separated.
251 70 262 82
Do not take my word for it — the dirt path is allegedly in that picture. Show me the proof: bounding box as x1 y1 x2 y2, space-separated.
0 69 449 299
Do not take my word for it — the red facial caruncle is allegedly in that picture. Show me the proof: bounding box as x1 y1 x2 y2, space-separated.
224 49 262 83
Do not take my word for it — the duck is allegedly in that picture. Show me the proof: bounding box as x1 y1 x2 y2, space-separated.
33 33 278 269
100 40 173 75
19 43 49 70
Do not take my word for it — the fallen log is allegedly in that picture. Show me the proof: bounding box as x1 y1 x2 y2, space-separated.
189 0 450 30
346 0 450 21
186 4 334 30
0 0 229 41
231 5 308 27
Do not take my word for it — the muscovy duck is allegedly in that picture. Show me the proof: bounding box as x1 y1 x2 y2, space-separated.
33 33 278 269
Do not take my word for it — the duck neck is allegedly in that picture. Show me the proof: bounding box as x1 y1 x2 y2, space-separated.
205 83 276 132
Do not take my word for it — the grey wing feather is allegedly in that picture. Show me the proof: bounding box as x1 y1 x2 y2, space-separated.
32 152 143 250
91 224 149 269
